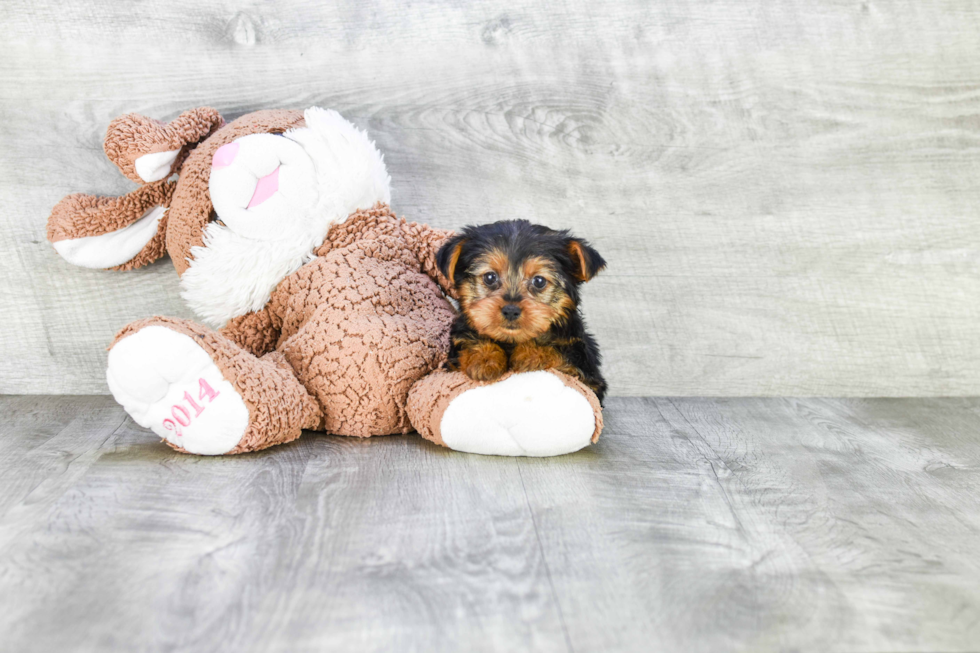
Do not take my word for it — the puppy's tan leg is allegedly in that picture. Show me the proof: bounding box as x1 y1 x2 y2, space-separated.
456 340 508 382
509 341 567 373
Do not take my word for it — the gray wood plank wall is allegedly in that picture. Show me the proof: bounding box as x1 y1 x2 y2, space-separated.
2 0 979 396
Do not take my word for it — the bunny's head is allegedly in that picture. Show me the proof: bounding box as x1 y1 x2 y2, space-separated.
48 107 391 327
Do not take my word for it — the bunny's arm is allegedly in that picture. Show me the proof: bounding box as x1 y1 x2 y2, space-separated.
400 220 458 299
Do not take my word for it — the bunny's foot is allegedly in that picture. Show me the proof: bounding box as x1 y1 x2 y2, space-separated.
406 369 602 457
106 317 320 455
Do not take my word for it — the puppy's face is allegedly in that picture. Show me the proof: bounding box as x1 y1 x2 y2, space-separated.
437 220 605 344
460 248 573 343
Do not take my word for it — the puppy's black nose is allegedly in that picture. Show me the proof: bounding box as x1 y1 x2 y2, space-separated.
501 304 522 321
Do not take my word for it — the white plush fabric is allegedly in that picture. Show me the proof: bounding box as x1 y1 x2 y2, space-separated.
207 133 318 240
106 326 249 455
134 148 181 182
182 107 391 327
439 371 596 456
179 221 326 328
286 107 392 222
52 205 166 269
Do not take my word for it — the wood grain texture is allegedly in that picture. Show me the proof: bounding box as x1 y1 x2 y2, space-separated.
2 395 980 651
2 1 980 395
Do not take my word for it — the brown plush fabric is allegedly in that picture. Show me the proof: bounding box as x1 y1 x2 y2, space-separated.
400 220 459 299
241 205 456 437
104 107 225 184
221 309 282 359
111 316 322 455
46 180 176 271
166 109 306 274
406 369 603 449
47 180 174 242
110 213 170 273
405 369 474 447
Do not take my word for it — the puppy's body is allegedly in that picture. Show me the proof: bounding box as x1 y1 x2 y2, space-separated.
447 309 606 400
437 220 607 403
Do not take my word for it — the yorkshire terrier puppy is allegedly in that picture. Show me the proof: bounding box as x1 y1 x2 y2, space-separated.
436 219 607 402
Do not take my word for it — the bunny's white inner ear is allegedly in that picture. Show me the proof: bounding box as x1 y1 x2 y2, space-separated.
135 149 181 182
52 206 166 269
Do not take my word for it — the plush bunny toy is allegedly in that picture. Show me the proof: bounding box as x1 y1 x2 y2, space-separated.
47 107 603 456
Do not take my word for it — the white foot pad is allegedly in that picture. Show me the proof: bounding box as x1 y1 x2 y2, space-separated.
439 371 596 457
106 326 249 455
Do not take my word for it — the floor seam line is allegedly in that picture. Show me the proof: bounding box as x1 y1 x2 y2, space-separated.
662 398 750 536
517 461 575 653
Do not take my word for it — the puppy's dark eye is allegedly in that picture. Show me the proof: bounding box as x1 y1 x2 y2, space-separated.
483 272 499 287
531 275 548 290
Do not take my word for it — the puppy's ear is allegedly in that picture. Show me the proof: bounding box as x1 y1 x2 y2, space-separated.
436 235 467 285
565 237 606 282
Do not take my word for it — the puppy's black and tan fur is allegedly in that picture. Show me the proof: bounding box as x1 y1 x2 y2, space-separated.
437 220 607 403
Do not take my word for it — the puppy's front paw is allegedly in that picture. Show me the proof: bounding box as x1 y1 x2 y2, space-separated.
459 341 508 382
510 341 564 373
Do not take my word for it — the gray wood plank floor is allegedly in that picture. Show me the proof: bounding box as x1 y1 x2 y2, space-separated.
1 396 979 652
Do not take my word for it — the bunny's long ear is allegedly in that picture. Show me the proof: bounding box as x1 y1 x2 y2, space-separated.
47 180 175 271
104 107 224 184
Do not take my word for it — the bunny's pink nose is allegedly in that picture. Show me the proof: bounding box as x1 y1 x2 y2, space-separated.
247 168 280 208
212 142 239 168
